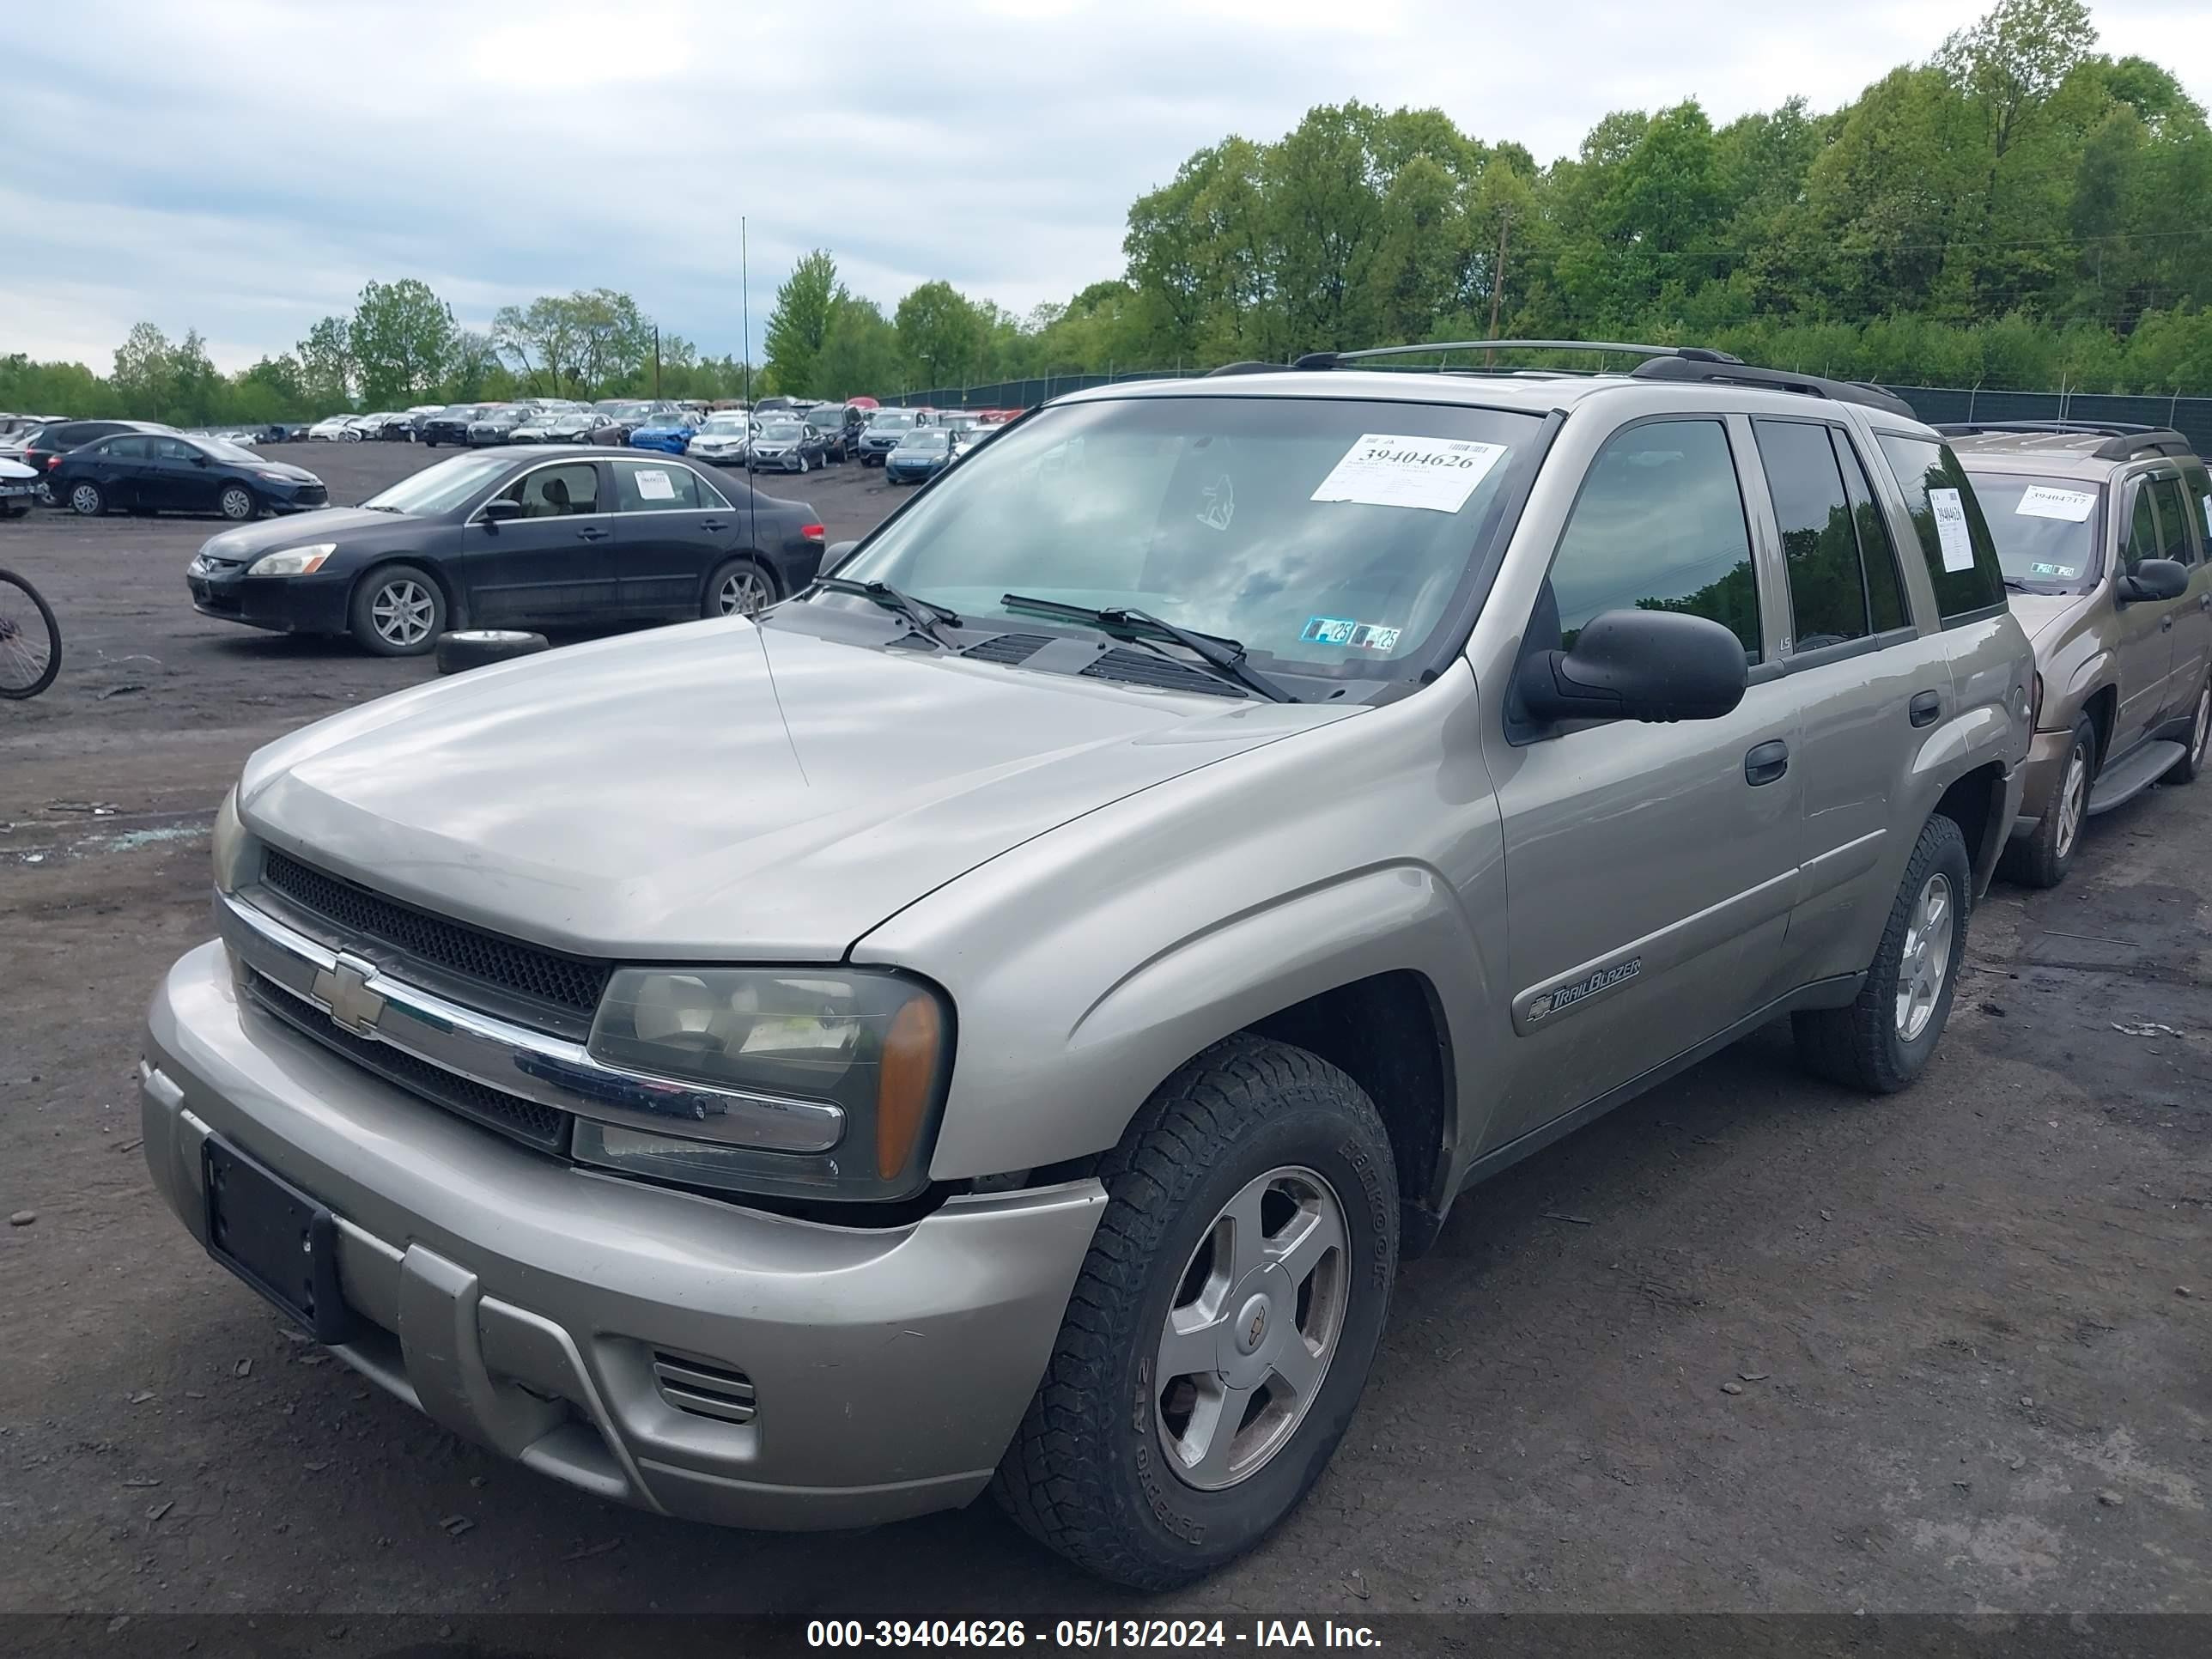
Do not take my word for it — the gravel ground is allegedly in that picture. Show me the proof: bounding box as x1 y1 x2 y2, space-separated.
1 440 2206 1626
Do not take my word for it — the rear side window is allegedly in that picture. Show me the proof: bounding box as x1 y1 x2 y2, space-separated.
1834 434 1909 631
1753 419 1874 651
2186 461 2212 550
1547 418 1760 663
495 462 600 518
2148 477 2194 565
106 436 153 459
612 459 703 510
1875 435 2005 623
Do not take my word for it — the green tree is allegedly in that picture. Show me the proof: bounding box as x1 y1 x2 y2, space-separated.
894 281 985 391
111 323 178 413
297 315 356 409
349 279 458 405
815 296 903 398
763 250 844 395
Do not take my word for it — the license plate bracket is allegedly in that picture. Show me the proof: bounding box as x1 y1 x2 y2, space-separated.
203 1136 356 1344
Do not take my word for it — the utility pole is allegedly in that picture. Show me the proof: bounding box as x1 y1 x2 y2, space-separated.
1485 209 1513 368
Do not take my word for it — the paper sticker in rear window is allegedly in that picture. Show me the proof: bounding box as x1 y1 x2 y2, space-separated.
1310 434 1506 514
2014 485 2096 523
1929 487 1975 572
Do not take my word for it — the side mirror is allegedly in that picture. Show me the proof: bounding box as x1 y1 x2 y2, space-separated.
1516 608 1748 726
479 497 524 525
2118 557 2188 604
822 540 861 577
191 453 209 466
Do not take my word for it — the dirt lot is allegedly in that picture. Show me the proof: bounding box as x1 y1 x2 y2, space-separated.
1 440 2206 1626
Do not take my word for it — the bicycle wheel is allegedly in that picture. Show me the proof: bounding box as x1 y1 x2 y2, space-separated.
0 568 60 699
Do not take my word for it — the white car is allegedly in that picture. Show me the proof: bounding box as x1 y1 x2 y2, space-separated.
0 455 37 518
685 411 755 467
307 416 365 443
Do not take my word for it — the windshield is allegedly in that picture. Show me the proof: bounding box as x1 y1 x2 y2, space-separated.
899 430 951 453
868 411 916 431
836 395 1539 680
807 410 842 428
701 414 749 433
1960 471 2105 590
198 438 260 464
758 422 803 441
360 453 514 516
641 411 688 427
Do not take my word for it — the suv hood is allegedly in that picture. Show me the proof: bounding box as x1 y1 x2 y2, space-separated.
236 619 1350 960
2008 591 2094 643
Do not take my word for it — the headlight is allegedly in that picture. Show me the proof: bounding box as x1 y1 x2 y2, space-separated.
574 968 951 1201
210 787 251 894
247 544 336 576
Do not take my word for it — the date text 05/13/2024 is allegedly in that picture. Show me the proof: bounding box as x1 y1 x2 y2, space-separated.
805 1619 1382 1649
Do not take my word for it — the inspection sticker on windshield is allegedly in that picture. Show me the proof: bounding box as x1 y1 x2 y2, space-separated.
1310 434 1507 514
1301 616 1401 653
634 469 676 501
1929 487 1976 572
2014 485 2096 523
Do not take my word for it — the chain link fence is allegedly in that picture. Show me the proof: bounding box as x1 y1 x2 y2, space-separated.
885 374 2212 457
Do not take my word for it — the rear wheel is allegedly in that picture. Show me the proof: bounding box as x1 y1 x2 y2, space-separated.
993 1036 1399 1589
2001 716 2095 889
2165 677 2211 786
1794 812 1971 1093
349 564 445 656
704 558 777 618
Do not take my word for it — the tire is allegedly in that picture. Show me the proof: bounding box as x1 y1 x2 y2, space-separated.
1793 812 1972 1094
36 479 58 508
68 481 105 517
1999 715 2096 889
425 440 440 449
798 453 811 474
435 629 548 674
0 568 62 699
348 563 446 656
2165 676 2211 785
218 483 258 523
704 558 778 619
992 1035 1399 1589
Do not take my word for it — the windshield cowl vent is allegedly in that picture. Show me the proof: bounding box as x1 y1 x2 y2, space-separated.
1082 647 1248 699
960 633 1054 665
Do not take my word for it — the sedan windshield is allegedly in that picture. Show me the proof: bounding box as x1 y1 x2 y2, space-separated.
836 395 1539 681
758 422 804 441
360 453 514 515
198 438 260 464
1960 471 2105 590
898 431 951 453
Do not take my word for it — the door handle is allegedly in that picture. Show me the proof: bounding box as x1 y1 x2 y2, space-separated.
1744 739 1790 787
699 519 728 532
1908 690 1942 727
575 526 611 542
2161 614 2174 631
2199 593 2210 611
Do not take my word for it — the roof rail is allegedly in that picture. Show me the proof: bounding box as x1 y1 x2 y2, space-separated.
1629 356 1917 419
1933 421 2197 463
1291 339 1741 371
1206 361 1302 377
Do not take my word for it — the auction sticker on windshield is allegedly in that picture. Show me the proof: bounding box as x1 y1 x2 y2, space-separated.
2014 485 2096 522
1310 434 1507 514
1301 617 1401 653
635 469 676 501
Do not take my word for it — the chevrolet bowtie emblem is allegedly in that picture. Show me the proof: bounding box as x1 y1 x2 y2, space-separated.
311 956 385 1037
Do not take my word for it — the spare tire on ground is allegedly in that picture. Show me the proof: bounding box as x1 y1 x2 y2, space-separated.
435 629 549 675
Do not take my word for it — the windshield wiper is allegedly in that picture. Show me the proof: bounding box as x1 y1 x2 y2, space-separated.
1000 593 1297 703
2002 576 2039 593
813 575 963 648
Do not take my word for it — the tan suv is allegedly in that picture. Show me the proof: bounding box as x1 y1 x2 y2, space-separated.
1942 424 2212 886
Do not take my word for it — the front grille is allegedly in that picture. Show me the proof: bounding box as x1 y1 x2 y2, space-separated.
1081 647 1247 698
652 1352 757 1425
260 850 612 1021
295 485 328 505
961 632 1052 666
245 969 568 1152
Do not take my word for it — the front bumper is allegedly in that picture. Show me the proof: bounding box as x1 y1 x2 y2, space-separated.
2009 726 2073 837
187 570 349 635
141 939 1103 1528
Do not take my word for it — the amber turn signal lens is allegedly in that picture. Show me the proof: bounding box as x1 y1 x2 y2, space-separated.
877 994 942 1180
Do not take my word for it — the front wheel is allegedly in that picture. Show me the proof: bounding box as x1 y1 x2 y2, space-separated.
69 481 106 517
1793 812 1972 1093
218 483 258 523
349 563 445 656
0 568 62 699
993 1036 1399 1589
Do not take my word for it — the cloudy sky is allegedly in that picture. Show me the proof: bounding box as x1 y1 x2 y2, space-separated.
7 0 2209 373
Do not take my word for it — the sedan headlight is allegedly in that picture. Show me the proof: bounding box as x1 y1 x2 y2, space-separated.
574 968 951 1201
247 543 336 576
210 787 251 894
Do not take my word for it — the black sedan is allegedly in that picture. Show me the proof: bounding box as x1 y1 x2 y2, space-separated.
466 405 534 446
185 447 826 655
21 418 174 504
744 418 829 474
54 432 327 521
418 404 491 447
509 409 602 444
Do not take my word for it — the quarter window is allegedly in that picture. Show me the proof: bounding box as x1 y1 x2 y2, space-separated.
1875 435 2006 622
1753 419 1869 651
1545 418 1760 662
495 463 600 518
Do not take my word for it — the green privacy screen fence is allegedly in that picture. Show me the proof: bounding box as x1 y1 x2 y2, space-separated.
885 374 2212 458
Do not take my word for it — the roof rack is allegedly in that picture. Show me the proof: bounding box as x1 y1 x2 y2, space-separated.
1287 338 1917 418
1206 361 1302 377
1932 421 2197 463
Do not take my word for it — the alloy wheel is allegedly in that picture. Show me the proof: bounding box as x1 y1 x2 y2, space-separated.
370 578 435 647
2055 748 2088 859
1893 872 1954 1042
718 568 773 617
2193 687 2210 769
1154 1164 1347 1492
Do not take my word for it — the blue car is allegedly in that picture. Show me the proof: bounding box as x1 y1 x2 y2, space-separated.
628 411 702 454
884 427 955 485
